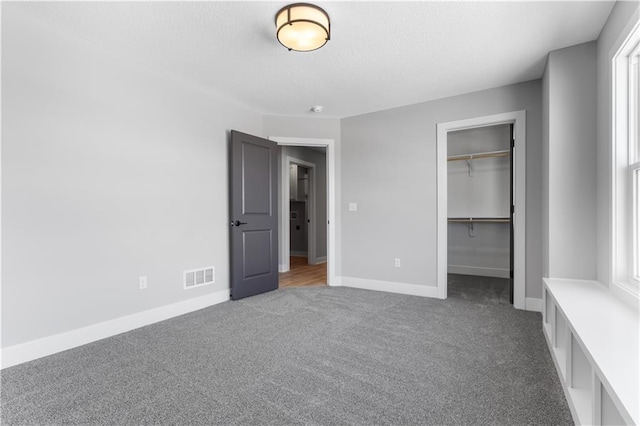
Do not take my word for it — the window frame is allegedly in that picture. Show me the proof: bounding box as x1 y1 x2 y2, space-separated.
612 22 640 300
633 165 639 284
630 46 639 285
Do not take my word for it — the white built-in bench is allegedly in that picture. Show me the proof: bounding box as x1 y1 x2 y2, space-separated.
543 278 639 425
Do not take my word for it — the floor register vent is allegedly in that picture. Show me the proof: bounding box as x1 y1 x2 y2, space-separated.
184 266 215 289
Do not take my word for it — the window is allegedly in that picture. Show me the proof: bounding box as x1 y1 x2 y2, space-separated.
613 22 640 298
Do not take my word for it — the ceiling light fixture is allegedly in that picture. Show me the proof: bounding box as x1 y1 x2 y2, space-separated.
275 3 330 52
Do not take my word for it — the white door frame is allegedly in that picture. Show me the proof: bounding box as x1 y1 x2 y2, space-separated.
270 137 335 286
436 110 526 309
284 157 317 265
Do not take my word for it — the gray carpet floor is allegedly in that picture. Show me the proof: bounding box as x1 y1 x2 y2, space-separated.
1 275 572 425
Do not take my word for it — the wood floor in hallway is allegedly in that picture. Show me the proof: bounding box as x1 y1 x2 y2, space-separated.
279 256 327 288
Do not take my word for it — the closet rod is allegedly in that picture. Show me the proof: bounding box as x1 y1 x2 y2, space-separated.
447 149 510 162
448 217 510 223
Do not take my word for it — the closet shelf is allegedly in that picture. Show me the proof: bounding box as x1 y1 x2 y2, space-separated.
448 217 510 223
447 149 510 162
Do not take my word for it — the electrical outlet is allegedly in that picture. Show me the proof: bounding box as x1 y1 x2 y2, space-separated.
139 276 147 290
394 258 401 268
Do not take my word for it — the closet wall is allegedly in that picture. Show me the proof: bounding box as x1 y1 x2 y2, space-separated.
447 125 511 278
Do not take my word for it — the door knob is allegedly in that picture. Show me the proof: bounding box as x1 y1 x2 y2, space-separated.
231 220 247 227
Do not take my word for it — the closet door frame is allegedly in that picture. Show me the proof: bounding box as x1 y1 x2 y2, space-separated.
436 110 527 310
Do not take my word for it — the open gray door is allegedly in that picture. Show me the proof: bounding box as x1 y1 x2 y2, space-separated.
229 130 279 300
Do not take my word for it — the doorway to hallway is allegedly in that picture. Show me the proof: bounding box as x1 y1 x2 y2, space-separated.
280 148 327 287
271 136 336 288
279 256 327 288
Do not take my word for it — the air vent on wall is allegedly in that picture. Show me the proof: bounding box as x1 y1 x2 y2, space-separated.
184 266 215 290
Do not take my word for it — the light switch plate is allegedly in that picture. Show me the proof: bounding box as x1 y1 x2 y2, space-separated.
348 203 357 212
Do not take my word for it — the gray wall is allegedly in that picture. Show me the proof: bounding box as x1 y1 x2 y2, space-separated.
596 1 640 286
542 42 597 280
341 80 543 298
263 116 341 142
1 8 262 347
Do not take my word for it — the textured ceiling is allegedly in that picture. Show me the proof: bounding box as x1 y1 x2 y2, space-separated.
7 1 615 118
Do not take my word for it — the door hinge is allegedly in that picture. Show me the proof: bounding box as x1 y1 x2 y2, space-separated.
511 205 515 214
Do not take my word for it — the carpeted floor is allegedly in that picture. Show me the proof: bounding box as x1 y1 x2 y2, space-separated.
1 275 572 425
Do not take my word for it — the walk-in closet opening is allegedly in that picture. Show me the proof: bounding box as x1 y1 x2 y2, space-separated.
447 124 514 303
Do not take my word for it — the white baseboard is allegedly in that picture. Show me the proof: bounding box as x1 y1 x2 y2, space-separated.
290 251 307 257
279 264 289 273
311 256 327 265
448 265 510 279
336 276 439 298
329 275 342 286
525 297 543 313
1 290 230 369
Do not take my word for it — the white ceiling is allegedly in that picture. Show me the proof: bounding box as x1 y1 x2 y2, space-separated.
8 1 615 118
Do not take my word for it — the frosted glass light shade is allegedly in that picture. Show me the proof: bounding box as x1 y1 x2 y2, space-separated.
275 3 330 52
